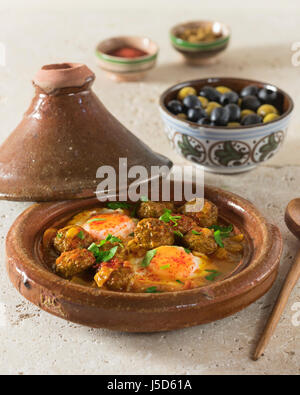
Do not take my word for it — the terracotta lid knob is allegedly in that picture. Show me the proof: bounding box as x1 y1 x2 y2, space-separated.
33 63 95 93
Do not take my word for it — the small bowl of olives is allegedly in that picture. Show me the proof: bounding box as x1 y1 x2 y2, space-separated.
159 77 294 173
170 20 231 65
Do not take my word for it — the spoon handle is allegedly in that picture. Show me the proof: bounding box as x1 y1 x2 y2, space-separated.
253 249 300 360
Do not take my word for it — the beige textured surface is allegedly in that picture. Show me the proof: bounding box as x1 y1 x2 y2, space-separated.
0 0 299 375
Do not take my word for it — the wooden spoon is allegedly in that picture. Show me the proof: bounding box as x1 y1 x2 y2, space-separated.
253 198 300 360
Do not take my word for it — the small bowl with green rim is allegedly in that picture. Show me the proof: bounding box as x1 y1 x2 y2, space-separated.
170 20 231 66
96 36 159 82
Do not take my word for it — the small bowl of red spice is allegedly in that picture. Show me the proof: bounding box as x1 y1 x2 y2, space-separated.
96 36 159 82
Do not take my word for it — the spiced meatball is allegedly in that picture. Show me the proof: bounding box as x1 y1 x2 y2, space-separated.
55 248 96 278
137 201 175 219
53 225 94 253
170 214 197 235
183 227 217 255
105 266 134 292
134 218 174 249
181 199 218 228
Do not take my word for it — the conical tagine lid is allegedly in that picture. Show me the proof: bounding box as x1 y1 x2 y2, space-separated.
0 63 172 201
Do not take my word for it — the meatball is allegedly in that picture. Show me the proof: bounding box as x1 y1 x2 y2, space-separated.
105 266 134 292
170 214 197 235
183 227 217 255
53 225 94 253
181 199 218 228
134 218 174 250
55 248 96 278
137 201 175 219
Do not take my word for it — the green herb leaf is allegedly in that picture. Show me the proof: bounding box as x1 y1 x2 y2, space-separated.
159 209 181 227
77 230 85 240
214 230 224 248
184 248 191 254
176 279 184 285
209 224 233 233
140 196 149 202
87 218 106 224
160 264 170 270
141 249 157 267
174 230 184 238
205 270 221 282
57 232 63 239
88 242 100 256
145 286 161 293
107 202 132 210
98 246 119 263
192 230 201 235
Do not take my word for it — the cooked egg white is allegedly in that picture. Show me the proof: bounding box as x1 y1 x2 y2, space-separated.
82 209 136 240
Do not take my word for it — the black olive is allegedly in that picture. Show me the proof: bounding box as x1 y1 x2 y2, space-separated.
197 117 210 125
241 114 263 125
199 86 221 102
187 108 206 122
240 85 259 98
183 95 202 109
241 95 261 111
225 103 241 122
220 91 239 106
210 107 230 126
258 87 278 104
167 100 184 115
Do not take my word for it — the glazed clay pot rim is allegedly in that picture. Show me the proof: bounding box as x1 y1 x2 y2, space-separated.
170 20 231 50
6 184 281 308
96 36 159 64
159 77 294 131
33 63 95 93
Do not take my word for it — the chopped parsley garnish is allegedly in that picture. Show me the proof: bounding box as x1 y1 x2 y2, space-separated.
176 279 184 285
209 224 233 248
160 264 170 270
77 230 85 240
145 286 161 293
140 196 149 202
57 232 63 239
192 230 201 235
98 246 119 263
87 218 106 224
107 202 132 210
205 270 221 282
159 209 181 227
214 230 224 248
184 248 191 254
174 230 184 238
141 249 157 267
87 234 122 262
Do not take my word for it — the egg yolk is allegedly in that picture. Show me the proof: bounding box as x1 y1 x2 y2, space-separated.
83 212 136 240
147 246 199 282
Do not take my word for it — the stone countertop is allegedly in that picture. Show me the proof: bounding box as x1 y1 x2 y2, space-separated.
0 0 299 375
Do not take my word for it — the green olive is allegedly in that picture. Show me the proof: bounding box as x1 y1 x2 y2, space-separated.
177 86 197 101
241 109 255 120
216 86 232 94
257 104 279 118
197 96 209 108
227 122 241 127
206 101 221 116
263 113 280 123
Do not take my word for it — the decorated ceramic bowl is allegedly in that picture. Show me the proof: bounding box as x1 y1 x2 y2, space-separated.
170 20 230 65
96 36 159 82
159 78 294 174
